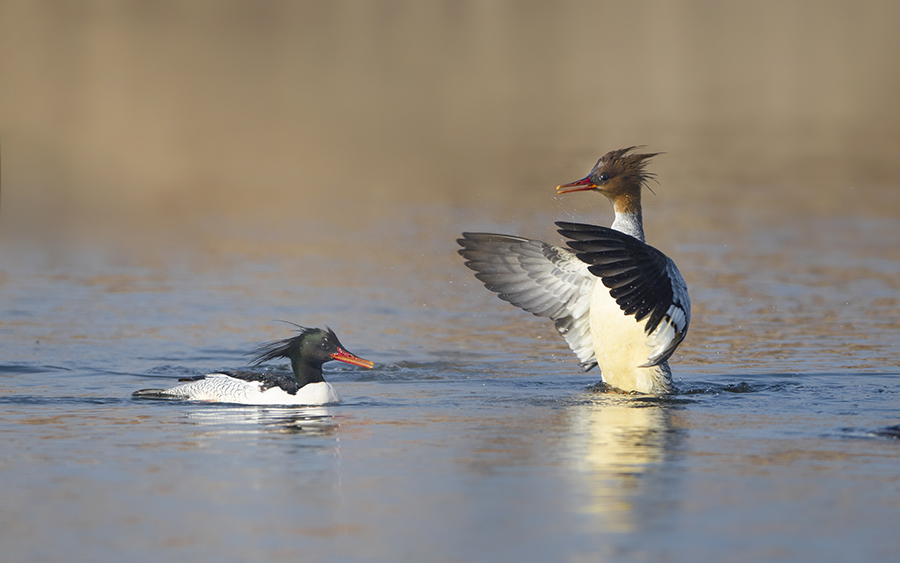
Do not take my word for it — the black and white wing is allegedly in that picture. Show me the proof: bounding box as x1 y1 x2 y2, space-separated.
556 222 691 366
176 370 299 394
457 232 598 370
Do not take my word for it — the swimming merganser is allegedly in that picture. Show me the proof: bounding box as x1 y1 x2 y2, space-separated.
132 327 373 405
457 147 690 394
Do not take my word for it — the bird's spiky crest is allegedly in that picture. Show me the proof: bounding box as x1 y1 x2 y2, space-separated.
245 325 338 366
598 145 661 193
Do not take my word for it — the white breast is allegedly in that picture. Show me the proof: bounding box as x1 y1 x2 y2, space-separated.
589 283 673 394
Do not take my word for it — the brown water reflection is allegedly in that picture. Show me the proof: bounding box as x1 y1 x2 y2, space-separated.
563 398 672 534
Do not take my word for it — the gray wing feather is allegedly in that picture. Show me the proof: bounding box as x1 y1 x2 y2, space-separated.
457 233 598 370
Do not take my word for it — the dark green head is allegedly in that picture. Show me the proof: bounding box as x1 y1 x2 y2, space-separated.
248 326 374 371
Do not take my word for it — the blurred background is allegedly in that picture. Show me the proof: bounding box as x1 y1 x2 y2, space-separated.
2 0 899 249
2 3 900 561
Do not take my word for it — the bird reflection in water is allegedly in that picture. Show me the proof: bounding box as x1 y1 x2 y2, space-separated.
562 396 677 533
182 406 341 437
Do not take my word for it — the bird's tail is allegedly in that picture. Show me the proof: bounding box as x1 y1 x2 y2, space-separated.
132 389 177 399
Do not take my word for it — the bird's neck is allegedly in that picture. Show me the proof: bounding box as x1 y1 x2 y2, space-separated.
610 191 645 242
291 358 326 388
610 210 645 242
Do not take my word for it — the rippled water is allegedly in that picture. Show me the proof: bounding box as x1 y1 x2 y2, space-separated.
3 1 900 561
2 200 899 562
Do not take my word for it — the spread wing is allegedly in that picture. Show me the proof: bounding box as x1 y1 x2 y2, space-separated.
457 233 598 370
556 222 691 366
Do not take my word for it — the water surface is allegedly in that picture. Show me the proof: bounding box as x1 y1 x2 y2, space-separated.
2 204 899 562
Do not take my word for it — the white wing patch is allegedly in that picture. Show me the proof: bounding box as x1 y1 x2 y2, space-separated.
641 258 691 367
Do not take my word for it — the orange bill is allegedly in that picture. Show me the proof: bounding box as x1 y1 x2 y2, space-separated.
330 347 374 369
556 175 597 194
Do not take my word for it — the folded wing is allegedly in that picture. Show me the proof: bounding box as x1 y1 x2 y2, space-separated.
555 222 691 366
